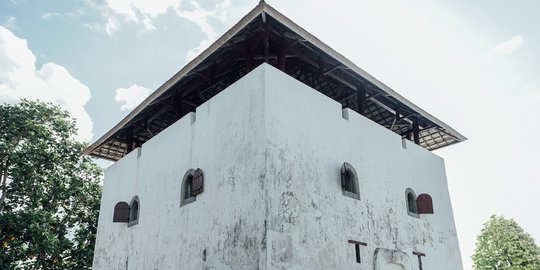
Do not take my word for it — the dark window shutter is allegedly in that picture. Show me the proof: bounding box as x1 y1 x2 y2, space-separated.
416 194 434 214
113 202 130 222
191 168 204 196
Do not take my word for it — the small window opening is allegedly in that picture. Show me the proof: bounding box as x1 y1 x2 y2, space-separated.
341 162 360 200
406 188 419 217
348 240 367 264
131 201 139 220
181 168 203 206
185 174 193 199
128 196 140 227
407 193 416 213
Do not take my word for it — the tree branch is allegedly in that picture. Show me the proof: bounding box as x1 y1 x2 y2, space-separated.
0 134 22 211
0 161 10 211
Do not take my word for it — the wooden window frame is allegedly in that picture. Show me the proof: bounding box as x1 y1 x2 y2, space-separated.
341 162 360 200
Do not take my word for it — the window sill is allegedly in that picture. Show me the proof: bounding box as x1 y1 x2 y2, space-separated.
342 190 360 200
128 219 139 227
181 196 196 207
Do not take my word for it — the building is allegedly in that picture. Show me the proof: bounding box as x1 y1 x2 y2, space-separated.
86 2 466 269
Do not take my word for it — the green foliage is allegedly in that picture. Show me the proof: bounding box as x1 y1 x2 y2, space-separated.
0 100 102 269
473 215 540 270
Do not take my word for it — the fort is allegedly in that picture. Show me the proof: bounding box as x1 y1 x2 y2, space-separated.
87 2 465 269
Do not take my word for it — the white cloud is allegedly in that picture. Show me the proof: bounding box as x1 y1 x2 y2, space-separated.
2 16 17 30
65 9 85 18
104 16 120 35
185 38 212 62
486 35 524 58
176 0 232 61
100 0 232 58
175 1 216 38
82 0 177 35
0 26 93 142
107 0 179 21
82 13 121 36
105 0 180 30
41 9 85 20
41 12 60 20
114 84 151 111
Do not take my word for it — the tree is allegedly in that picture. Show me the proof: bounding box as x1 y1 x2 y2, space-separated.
473 215 540 270
0 100 102 270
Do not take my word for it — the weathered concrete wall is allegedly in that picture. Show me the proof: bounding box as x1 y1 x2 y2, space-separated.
93 66 269 270
261 64 463 269
93 63 463 269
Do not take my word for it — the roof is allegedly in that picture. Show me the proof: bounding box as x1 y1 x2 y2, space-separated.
84 1 466 161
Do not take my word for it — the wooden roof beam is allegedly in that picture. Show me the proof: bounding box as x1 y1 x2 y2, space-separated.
289 47 357 91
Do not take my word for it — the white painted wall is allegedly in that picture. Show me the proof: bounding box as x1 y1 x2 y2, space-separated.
93 63 463 270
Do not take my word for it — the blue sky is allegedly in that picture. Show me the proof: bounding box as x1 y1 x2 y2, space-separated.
1 0 539 268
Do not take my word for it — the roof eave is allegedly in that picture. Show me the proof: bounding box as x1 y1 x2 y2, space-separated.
84 1 466 157
261 4 467 142
83 2 267 156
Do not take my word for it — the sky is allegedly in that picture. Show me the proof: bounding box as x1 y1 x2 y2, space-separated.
1 0 539 268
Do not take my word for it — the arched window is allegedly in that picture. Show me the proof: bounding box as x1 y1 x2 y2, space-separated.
341 162 360 200
406 188 418 217
128 196 140 227
181 168 204 206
